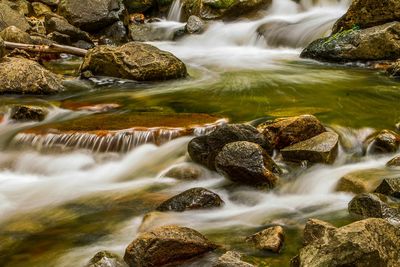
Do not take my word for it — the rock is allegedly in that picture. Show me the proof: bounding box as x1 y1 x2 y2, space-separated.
123 0 154 13
128 23 180 42
123 225 217 267
32 1 52 16
386 155 400 167
45 14 92 43
188 124 271 170
72 39 94 49
183 0 272 21
4 0 33 16
0 57 64 95
156 187 224 212
215 141 280 187
99 21 127 45
0 3 31 32
301 22 400 62
374 178 400 198
9 105 48 122
164 163 204 180
365 130 400 154
213 251 254 267
186 15 204 34
335 169 388 194
0 37 5 58
34 0 59 8
57 0 127 32
348 193 400 224
387 60 400 78
280 132 339 164
302 218 336 247
257 115 325 150
86 251 127 267
332 0 400 34
80 42 187 81
245 226 284 253
0 26 33 43
48 31 71 44
294 218 400 267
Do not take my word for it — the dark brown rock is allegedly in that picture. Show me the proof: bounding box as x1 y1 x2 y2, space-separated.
10 105 48 122
374 178 400 198
366 130 400 154
246 226 284 253
386 155 400 167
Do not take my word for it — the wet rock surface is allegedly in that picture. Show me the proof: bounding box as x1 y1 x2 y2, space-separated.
123 225 217 267
213 251 255 267
86 251 127 267
164 163 204 180
45 13 93 43
281 132 339 164
246 226 284 253
0 57 64 95
257 115 326 150
294 218 400 267
215 141 280 187
335 169 389 194
186 15 205 34
386 155 400 167
9 105 48 122
188 124 271 170
80 42 187 81
156 187 224 212
374 178 400 198
365 130 400 154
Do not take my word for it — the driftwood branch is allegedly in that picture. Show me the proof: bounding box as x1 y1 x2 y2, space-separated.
4 41 88 57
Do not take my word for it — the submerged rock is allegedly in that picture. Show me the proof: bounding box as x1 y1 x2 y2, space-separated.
301 22 400 62
386 155 400 167
257 115 326 150
186 15 205 34
0 26 33 43
293 218 400 267
281 132 339 164
80 42 187 81
57 0 127 32
213 251 254 267
374 178 400 198
332 0 400 34
348 193 400 224
10 105 48 122
215 141 280 187
246 226 284 253
365 130 400 154
164 163 204 180
0 57 64 95
0 3 30 32
86 251 127 267
188 124 271 170
335 168 388 194
123 225 217 267
156 187 224 212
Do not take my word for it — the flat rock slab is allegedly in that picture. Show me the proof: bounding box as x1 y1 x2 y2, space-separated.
281 132 339 164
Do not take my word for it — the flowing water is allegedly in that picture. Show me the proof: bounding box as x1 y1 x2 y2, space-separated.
1 0 400 266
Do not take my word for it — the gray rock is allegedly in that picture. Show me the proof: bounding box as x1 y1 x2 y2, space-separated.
57 0 127 32
281 132 339 164
188 124 272 170
0 57 64 95
335 168 388 194
156 187 224 212
348 193 400 224
246 226 284 253
374 178 400 198
0 3 30 32
294 218 400 267
301 22 400 62
86 251 127 267
10 105 48 122
80 42 187 81
186 15 205 34
215 141 280 187
213 251 254 267
123 225 217 267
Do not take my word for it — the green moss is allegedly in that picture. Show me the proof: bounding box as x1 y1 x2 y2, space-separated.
323 25 360 46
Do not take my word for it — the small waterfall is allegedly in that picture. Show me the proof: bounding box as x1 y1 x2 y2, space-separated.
11 119 228 153
167 0 183 22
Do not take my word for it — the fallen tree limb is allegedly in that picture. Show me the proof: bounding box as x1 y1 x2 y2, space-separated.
4 41 88 57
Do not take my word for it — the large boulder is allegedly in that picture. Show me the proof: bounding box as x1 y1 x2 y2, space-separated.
245 226 284 253
0 26 33 43
80 42 187 81
213 251 254 267
85 251 127 267
123 225 217 267
0 57 64 95
257 115 326 150
301 22 400 62
332 0 400 34
374 178 400 198
57 0 127 32
280 132 339 164
348 193 400 224
293 218 400 267
156 187 224 212
188 124 271 170
215 141 280 187
0 2 30 32
183 0 272 20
